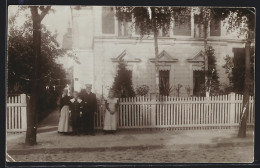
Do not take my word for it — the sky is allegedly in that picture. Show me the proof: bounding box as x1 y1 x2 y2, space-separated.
8 6 74 69
42 6 72 46
8 6 72 46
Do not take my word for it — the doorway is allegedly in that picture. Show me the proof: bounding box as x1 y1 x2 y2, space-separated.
159 70 170 96
193 71 205 96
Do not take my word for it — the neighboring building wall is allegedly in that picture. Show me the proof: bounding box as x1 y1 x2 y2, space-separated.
71 7 95 91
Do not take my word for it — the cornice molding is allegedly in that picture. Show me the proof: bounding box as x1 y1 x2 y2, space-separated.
93 36 246 45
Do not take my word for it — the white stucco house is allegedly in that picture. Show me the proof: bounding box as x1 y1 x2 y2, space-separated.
62 6 247 98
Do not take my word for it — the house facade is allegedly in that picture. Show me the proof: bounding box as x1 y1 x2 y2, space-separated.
62 6 246 98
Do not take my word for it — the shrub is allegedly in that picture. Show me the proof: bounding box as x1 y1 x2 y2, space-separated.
111 61 135 98
136 85 149 96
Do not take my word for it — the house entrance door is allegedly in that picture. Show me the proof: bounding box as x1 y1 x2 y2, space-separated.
193 71 205 96
159 70 170 96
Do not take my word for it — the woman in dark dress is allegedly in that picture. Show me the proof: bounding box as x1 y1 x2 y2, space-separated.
58 89 72 133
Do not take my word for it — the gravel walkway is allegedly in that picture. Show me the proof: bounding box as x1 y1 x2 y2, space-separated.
11 145 253 163
7 129 254 163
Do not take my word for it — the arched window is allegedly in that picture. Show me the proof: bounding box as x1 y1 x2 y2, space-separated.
102 7 115 34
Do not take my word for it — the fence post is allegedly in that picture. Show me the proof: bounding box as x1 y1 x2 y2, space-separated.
21 94 27 131
229 92 236 125
151 94 156 128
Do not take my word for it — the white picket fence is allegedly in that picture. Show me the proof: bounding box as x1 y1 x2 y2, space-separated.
6 94 28 133
6 93 254 132
95 93 254 130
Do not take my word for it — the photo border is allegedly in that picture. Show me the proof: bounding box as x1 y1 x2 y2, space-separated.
2 0 259 167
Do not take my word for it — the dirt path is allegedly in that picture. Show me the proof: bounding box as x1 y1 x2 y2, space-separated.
38 108 59 128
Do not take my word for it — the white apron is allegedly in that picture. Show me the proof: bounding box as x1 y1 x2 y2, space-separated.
103 98 118 131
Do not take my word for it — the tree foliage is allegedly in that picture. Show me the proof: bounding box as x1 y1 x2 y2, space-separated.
111 61 135 98
115 7 188 94
8 8 71 124
223 47 254 95
115 7 187 37
192 7 255 36
206 46 220 95
211 7 255 138
196 46 220 96
8 13 68 94
211 8 255 38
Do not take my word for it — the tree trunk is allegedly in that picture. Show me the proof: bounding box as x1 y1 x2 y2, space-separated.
25 8 41 145
153 19 160 95
238 40 251 138
25 6 51 145
203 8 209 97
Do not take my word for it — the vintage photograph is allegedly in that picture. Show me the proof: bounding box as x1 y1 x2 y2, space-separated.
6 6 255 163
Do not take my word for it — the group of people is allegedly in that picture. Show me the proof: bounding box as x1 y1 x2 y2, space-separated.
57 84 118 136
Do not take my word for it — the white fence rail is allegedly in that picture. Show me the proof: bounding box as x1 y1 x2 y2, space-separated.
94 93 254 130
6 94 28 133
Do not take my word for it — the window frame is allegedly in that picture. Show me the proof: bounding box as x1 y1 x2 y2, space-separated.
173 12 192 37
102 6 116 36
209 19 221 37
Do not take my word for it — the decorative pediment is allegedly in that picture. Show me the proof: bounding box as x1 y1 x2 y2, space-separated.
111 50 141 63
187 50 204 62
149 50 178 63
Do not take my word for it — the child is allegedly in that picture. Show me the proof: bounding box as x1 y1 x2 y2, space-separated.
69 91 84 135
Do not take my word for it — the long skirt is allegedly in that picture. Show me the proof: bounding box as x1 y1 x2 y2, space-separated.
103 110 117 131
58 105 72 132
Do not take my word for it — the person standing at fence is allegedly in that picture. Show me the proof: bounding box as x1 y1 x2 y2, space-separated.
58 89 72 134
82 84 97 136
103 89 118 134
69 91 84 136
